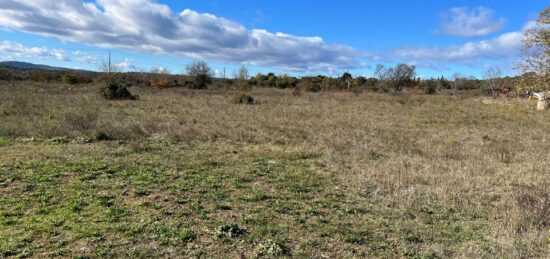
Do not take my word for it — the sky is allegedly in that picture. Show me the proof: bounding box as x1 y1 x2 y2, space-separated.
0 0 547 78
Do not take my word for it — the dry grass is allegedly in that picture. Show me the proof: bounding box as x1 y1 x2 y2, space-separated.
0 81 549 258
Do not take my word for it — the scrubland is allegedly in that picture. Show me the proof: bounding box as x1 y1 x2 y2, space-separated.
0 81 549 258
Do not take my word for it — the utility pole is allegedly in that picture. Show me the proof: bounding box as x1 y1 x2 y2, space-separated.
108 49 112 74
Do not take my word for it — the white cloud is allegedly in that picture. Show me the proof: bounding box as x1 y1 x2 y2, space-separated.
0 0 371 72
72 51 98 64
439 7 506 37
115 58 136 71
392 22 530 69
0 41 70 61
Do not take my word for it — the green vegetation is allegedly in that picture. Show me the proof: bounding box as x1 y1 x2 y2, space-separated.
61 72 93 85
0 137 8 146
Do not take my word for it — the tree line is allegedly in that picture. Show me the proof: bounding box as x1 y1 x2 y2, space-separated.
1 6 547 96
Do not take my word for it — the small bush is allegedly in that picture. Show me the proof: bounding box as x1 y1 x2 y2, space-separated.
62 73 79 84
149 76 177 88
424 80 437 94
297 79 321 92
93 131 111 141
99 81 138 100
231 94 255 104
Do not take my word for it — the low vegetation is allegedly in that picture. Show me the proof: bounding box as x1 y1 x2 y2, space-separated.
99 81 138 100
0 81 549 258
231 93 255 105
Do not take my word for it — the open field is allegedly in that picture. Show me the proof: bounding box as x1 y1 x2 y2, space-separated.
0 81 549 258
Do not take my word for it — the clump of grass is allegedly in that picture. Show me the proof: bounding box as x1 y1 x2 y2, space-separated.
255 239 291 257
231 93 255 104
216 223 246 239
63 109 98 133
513 184 550 231
0 137 8 146
292 87 302 97
178 228 195 243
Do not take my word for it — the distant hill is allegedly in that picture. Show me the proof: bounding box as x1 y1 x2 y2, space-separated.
0 61 86 72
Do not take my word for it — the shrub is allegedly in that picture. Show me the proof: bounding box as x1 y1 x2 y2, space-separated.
297 79 320 92
61 73 79 84
231 93 255 104
99 81 138 100
149 77 177 88
423 80 437 94
61 72 93 85
186 61 213 89
30 70 58 82
93 131 111 141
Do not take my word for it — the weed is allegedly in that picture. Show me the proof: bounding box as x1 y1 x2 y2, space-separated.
216 223 246 239
255 239 291 257
0 137 8 146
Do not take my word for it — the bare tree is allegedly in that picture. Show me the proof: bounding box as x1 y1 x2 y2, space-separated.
517 6 549 93
186 61 213 89
98 58 121 83
236 65 249 81
235 65 251 92
373 64 416 92
374 64 385 80
389 64 416 92
483 67 502 96
373 64 388 91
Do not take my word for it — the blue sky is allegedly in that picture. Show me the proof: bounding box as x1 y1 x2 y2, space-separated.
0 0 547 78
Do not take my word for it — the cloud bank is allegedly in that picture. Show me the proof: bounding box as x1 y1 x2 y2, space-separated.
439 7 506 37
0 0 370 72
393 21 534 69
0 41 69 61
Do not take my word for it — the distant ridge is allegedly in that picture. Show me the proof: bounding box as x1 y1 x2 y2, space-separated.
0 61 89 72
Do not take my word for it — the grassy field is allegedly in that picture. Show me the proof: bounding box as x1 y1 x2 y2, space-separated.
0 81 549 258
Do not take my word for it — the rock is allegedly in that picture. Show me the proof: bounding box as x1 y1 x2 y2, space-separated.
537 99 548 110
536 92 550 111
